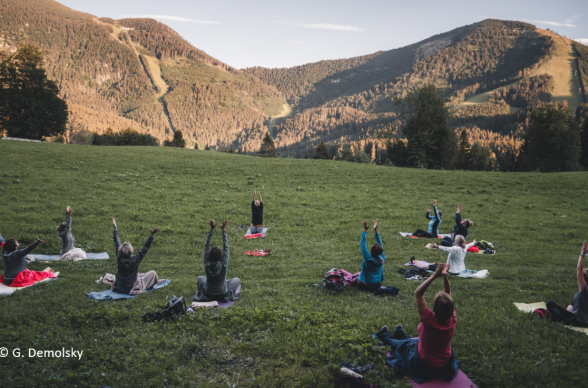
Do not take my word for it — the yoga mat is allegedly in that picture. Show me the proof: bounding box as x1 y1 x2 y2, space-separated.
400 233 451 239
86 279 170 300
0 278 58 296
409 370 478 388
244 228 268 239
30 252 110 261
405 260 435 268
218 284 241 308
514 302 588 335
424 243 494 256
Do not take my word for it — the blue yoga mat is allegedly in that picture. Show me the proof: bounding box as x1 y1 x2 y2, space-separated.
87 279 171 300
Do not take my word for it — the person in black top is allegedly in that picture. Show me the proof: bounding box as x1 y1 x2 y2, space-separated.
440 204 473 247
249 190 264 234
110 218 161 295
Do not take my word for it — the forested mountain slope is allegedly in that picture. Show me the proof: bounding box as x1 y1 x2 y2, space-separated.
0 0 287 149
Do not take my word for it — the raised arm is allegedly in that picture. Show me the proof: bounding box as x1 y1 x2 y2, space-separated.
578 242 588 292
432 204 440 222
442 264 451 297
135 228 157 264
65 206 72 232
415 264 444 318
466 240 477 250
432 243 461 255
253 190 256 202
221 220 229 266
426 208 433 220
360 220 370 259
15 238 44 260
112 218 121 253
374 219 382 246
204 220 216 264
258 191 262 203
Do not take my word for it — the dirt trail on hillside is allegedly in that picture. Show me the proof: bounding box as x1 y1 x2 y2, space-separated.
458 29 582 112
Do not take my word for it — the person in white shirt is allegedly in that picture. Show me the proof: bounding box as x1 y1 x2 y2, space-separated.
430 236 476 275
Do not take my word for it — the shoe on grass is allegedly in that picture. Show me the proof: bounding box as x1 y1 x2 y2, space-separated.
392 323 409 340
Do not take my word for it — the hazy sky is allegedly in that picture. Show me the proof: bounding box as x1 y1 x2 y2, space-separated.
58 0 587 69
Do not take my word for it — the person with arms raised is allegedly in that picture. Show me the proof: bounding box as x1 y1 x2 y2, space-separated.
412 199 442 238
545 242 588 327
1 236 57 286
250 190 264 234
193 219 240 302
56 206 86 261
357 219 386 291
111 218 161 295
375 263 459 383
440 204 473 247
430 235 476 275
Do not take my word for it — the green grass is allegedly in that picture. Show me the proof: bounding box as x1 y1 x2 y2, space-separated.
0 140 587 388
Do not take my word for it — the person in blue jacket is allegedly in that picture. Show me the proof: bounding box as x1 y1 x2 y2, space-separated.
412 199 442 238
357 219 386 291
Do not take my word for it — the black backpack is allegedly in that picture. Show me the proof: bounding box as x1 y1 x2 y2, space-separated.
142 295 187 322
322 268 345 294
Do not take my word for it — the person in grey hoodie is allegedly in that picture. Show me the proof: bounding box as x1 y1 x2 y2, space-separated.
110 218 160 295
1 236 48 285
57 206 74 255
193 219 240 302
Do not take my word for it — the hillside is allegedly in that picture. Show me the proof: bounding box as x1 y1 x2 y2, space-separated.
1 140 588 387
0 0 287 148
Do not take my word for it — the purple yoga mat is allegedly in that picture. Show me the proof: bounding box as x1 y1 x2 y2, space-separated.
409 370 477 388
217 284 241 308
385 352 477 388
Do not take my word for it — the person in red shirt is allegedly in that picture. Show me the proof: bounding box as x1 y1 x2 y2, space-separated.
374 263 460 383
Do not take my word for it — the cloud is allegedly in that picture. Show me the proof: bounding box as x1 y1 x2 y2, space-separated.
523 19 575 27
276 21 363 32
565 13 584 23
122 14 221 24
574 38 588 45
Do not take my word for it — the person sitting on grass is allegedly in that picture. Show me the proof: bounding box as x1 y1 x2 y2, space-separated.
194 219 240 302
357 219 386 291
412 199 442 238
545 242 588 327
375 263 459 383
249 189 264 234
430 236 476 275
440 204 473 247
56 206 85 261
111 218 161 295
1 236 58 286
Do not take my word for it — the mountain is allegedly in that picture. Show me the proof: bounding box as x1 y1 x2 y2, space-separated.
0 0 286 150
1 0 586 156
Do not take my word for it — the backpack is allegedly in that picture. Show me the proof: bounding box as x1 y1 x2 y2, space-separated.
142 295 187 322
322 268 345 294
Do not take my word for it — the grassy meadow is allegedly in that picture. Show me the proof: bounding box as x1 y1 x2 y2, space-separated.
0 140 587 388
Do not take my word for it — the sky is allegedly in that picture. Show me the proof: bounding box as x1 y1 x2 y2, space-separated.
58 0 588 69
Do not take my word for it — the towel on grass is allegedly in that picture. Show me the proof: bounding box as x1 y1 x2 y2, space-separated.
58 248 86 261
400 232 451 239
0 277 58 296
457 269 489 279
95 273 116 284
408 369 478 388
514 302 588 335
244 249 271 256
87 279 170 300
30 252 109 261
244 228 268 239
191 301 219 309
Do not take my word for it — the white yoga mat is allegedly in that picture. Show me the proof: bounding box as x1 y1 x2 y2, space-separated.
0 278 57 296
30 252 110 261
514 302 588 335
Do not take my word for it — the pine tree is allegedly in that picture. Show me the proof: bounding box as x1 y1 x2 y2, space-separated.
258 132 277 157
387 139 409 167
394 85 457 169
457 130 471 169
169 130 186 148
336 147 354 161
304 150 309 159
313 140 330 159
194 142 199 150
205 144 210 150
520 104 581 172
0 44 68 140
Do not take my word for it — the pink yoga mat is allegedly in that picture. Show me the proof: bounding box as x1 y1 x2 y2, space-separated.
217 285 241 308
409 370 478 388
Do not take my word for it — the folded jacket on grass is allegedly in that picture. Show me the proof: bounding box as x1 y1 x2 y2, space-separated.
30 252 110 261
87 279 170 300
244 249 271 256
399 232 451 239
0 277 58 296
244 228 268 239
408 369 478 388
514 302 588 335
